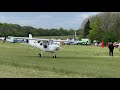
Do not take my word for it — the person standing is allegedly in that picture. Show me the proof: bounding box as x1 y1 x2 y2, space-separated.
101 41 104 48
108 42 114 56
2 37 6 43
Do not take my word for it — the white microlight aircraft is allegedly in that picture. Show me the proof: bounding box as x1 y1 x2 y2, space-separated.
6 36 27 43
25 34 67 58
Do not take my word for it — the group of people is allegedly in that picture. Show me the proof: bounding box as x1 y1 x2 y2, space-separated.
101 41 115 56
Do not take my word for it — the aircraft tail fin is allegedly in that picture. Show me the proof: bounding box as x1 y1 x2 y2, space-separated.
29 34 32 39
28 34 35 46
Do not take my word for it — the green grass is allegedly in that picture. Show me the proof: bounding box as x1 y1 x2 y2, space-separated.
0 41 120 78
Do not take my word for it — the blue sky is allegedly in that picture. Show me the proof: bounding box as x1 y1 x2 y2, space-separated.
0 12 100 30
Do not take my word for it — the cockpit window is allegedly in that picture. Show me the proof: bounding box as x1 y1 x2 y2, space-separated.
40 43 42 45
38 41 40 43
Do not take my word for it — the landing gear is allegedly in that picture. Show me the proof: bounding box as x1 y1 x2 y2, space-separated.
38 53 41 57
38 51 57 58
53 55 56 58
52 52 56 58
38 51 45 57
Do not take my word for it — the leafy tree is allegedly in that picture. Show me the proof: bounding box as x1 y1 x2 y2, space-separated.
80 12 120 44
87 16 100 42
83 19 91 38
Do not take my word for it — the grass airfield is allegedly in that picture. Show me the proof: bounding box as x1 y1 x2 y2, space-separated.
0 42 120 78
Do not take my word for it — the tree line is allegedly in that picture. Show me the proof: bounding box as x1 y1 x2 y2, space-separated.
81 12 120 45
0 23 80 37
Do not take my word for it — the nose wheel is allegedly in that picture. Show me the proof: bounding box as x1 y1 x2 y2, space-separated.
38 51 45 57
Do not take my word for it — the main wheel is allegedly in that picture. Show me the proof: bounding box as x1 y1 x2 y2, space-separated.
55 55 56 58
38 54 41 57
40 54 41 57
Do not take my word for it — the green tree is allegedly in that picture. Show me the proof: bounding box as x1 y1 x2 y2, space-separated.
87 16 101 42
83 19 91 38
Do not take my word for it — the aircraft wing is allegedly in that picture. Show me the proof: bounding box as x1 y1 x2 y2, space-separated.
25 38 50 41
8 36 28 39
53 40 68 42
26 38 68 43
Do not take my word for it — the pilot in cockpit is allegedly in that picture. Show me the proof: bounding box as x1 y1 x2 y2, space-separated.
43 41 48 48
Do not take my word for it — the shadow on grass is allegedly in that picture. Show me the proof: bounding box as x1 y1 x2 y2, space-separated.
22 55 116 61
57 56 96 60
23 55 98 60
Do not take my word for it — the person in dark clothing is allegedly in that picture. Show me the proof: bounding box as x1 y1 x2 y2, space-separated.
3 37 6 43
108 42 114 56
